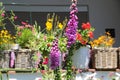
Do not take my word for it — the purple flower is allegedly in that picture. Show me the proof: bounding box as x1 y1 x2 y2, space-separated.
50 39 61 70
65 2 78 48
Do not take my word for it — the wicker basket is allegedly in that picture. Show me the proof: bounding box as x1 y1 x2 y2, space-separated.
117 47 120 68
0 49 36 69
0 50 10 68
15 49 35 69
91 47 119 69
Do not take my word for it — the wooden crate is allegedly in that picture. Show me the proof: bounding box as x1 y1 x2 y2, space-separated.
91 47 119 69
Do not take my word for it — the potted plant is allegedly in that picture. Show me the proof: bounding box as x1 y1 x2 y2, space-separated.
35 13 68 80
38 13 68 56
64 1 95 79
90 32 115 48
0 2 17 51
90 32 116 69
72 22 95 69
0 29 15 51
15 22 34 49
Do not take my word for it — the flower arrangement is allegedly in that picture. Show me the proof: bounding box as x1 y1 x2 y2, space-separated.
15 22 34 48
76 22 95 49
36 13 68 80
26 22 41 50
65 0 78 79
65 0 95 79
90 32 115 48
0 29 15 51
38 13 68 57
0 2 17 50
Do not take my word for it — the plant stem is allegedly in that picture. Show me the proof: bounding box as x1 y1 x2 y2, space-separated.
0 71 2 80
66 45 74 80
54 67 61 80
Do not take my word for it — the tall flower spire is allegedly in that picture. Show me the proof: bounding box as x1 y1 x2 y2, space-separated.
50 39 61 70
65 0 78 48
65 0 78 80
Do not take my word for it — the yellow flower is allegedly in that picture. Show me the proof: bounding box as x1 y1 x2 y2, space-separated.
49 36 54 40
58 23 63 29
1 30 4 34
2 39 7 43
98 36 105 40
48 19 52 22
13 36 16 39
106 32 110 36
106 42 111 46
46 21 52 31
4 35 8 38
4 30 8 34
91 32 115 47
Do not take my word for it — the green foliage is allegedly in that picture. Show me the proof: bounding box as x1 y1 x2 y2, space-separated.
42 69 68 80
0 3 16 29
42 70 55 80
38 33 55 56
58 37 67 53
16 28 34 48
27 22 41 50
54 68 61 80
66 45 75 80
39 13 68 57
0 2 17 51
0 71 3 80
0 43 10 51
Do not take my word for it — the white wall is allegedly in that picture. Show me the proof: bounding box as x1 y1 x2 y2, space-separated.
0 0 120 46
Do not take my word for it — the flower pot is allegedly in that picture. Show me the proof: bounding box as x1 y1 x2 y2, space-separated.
72 47 90 69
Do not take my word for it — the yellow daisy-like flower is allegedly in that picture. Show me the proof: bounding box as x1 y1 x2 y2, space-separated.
58 23 63 29
1 30 5 34
91 32 115 47
46 21 52 31
3 35 8 38
2 39 7 43
4 30 8 34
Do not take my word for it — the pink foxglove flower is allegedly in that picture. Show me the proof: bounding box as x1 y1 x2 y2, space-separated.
10 51 15 68
65 1 78 48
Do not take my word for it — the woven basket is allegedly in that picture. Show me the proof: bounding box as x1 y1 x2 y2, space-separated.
0 49 36 69
91 47 119 69
0 50 10 68
117 47 120 68
15 49 35 69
